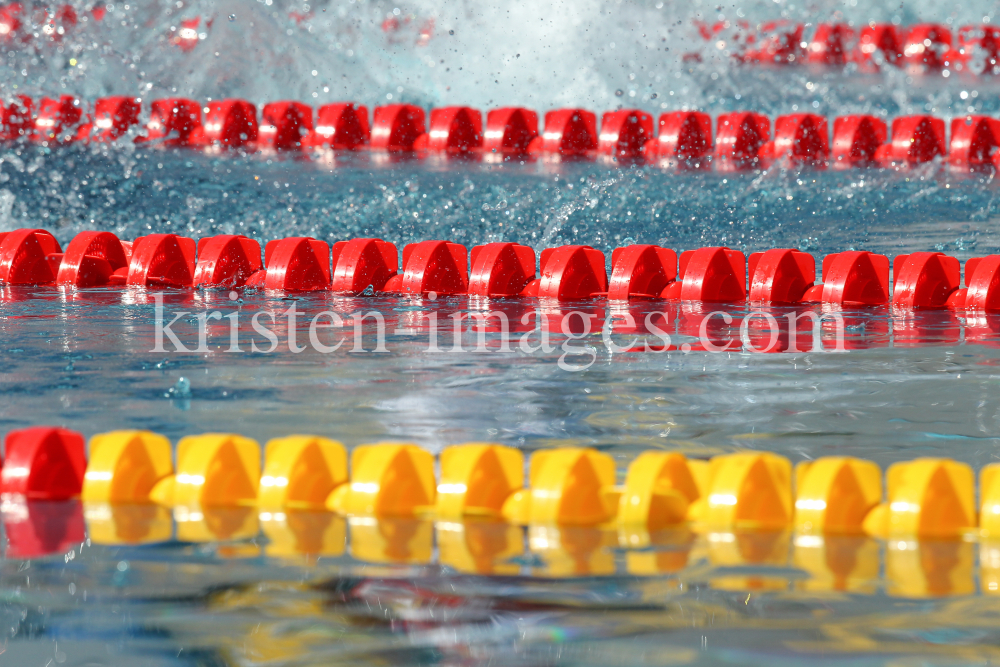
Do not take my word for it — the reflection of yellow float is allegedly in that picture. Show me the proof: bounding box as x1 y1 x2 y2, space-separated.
83 503 173 545
260 510 346 558
793 534 880 593
437 519 523 574
528 524 618 577
348 516 433 564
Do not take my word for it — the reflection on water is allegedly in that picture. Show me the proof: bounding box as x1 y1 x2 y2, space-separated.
6 503 1000 665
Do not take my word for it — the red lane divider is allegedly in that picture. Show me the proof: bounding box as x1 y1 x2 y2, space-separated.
193 235 263 288
468 242 536 298
8 93 1000 170
258 101 313 151
875 115 946 166
370 103 425 152
57 230 130 288
748 248 815 304
127 233 196 288
305 102 369 150
245 237 331 291
691 20 997 74
11 227 1000 313
331 237 398 293
482 107 538 155
714 112 769 171
383 240 468 295
832 115 886 168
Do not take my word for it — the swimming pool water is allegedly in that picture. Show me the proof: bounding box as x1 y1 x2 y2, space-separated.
5 0 1000 664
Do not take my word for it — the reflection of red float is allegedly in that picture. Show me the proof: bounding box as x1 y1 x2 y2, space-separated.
4 499 86 559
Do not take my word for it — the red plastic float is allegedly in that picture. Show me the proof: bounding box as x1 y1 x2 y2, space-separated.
467 242 536 298
521 245 606 300
597 109 653 159
903 24 952 69
646 111 712 166
949 116 1000 170
532 108 598 156
140 98 202 146
0 3 22 41
747 248 815 304
0 427 86 500
258 101 313 151
172 16 202 52
662 246 746 302
714 112 770 170
193 235 263 288
875 115 946 165
742 21 804 64
370 104 426 151
30 95 82 144
957 255 1000 311
0 94 32 140
126 233 196 288
832 115 887 168
807 23 853 65
762 113 829 166
857 24 904 68
808 251 890 306
246 237 331 291
957 25 1000 74
416 106 482 153
192 99 258 149
482 107 538 154
78 96 140 142
330 237 398 293
891 251 961 309
382 240 468 295
0 228 63 286
56 231 130 288
607 244 676 301
307 103 370 149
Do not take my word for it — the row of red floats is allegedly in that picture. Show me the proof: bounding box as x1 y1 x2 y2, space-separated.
704 20 1000 72
4 93 996 168
1 228 998 311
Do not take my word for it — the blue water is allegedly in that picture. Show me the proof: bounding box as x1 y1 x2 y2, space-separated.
6 0 1000 664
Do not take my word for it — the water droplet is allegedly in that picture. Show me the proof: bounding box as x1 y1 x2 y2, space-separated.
449 30 455 35
228 14 236 21
169 377 191 398
615 89 624 97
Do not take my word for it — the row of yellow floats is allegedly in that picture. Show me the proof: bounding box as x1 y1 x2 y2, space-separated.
82 430 987 538
70 431 1000 595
